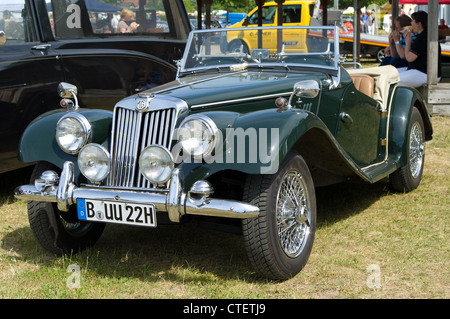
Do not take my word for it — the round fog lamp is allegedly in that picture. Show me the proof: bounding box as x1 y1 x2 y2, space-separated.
78 144 110 183
139 145 174 184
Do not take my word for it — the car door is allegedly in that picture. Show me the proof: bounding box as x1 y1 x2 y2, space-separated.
336 75 382 166
47 0 181 108
0 0 65 173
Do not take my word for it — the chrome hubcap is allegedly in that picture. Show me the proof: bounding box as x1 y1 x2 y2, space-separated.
276 170 310 258
409 121 424 179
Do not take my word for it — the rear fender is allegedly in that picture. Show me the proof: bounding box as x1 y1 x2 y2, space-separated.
388 86 432 168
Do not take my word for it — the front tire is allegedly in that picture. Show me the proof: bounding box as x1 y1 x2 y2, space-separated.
242 152 316 280
27 162 105 255
389 107 425 192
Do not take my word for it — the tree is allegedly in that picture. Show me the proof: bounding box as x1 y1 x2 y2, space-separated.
336 0 388 9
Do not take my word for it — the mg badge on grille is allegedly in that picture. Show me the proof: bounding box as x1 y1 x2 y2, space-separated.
136 94 153 112
136 98 148 112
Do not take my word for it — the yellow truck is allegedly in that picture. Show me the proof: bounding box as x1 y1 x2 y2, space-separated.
227 0 316 54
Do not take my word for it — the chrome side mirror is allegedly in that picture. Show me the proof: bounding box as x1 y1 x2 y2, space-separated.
293 80 320 98
285 80 320 109
58 82 79 110
58 82 77 98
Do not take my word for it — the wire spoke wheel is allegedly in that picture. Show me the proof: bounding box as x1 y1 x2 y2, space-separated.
276 170 311 258
242 152 316 280
409 121 424 179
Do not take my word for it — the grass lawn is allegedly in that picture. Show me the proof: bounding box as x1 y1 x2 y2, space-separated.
0 66 448 300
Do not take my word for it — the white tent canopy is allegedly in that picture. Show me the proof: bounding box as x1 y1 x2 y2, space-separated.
0 0 25 12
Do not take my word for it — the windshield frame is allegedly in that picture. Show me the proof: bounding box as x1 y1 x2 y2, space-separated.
177 25 340 79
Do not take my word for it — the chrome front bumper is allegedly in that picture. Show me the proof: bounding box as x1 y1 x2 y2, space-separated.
14 161 259 223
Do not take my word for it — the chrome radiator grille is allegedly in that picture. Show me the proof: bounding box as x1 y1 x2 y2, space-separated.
108 106 177 189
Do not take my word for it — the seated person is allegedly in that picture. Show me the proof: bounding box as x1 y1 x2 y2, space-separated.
380 15 414 69
2 10 23 39
117 8 138 33
397 11 442 88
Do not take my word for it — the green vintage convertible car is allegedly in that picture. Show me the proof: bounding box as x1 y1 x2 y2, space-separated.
14 26 432 280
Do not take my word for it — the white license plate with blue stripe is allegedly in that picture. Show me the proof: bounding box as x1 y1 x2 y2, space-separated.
77 199 156 227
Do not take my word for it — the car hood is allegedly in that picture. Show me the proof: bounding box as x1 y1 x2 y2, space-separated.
144 70 328 108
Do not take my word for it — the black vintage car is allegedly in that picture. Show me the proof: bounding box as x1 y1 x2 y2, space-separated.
0 0 190 173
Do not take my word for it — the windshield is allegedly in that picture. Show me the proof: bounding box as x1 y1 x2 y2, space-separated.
178 26 340 77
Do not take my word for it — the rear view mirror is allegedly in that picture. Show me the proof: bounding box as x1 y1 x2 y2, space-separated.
58 82 78 99
58 82 79 110
251 49 270 62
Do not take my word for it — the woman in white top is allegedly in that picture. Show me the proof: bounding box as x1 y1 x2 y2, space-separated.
117 8 138 33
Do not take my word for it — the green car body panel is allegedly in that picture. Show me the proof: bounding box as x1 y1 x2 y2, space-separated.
18 109 112 183
17 67 431 190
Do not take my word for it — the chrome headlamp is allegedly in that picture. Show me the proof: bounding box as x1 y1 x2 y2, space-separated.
177 115 219 159
55 113 92 154
139 145 174 185
78 144 110 183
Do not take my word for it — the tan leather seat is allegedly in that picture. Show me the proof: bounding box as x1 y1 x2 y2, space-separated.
350 74 375 98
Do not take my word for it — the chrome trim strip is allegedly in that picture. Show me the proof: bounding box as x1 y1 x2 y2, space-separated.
191 91 293 109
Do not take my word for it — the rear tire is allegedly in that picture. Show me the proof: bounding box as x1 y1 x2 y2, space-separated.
242 152 316 280
27 162 105 255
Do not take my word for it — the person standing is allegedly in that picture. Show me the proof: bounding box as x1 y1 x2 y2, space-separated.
397 11 442 88
383 13 391 34
438 19 448 42
361 10 368 33
367 10 375 35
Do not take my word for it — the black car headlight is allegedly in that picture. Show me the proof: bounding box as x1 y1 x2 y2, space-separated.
55 113 92 154
177 115 219 159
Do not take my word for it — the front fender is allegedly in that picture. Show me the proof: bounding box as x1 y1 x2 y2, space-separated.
18 108 112 179
178 108 331 190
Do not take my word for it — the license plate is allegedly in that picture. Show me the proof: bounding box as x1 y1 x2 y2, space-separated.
77 199 156 227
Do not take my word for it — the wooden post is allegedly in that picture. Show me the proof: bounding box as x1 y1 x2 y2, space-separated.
255 0 266 48
204 0 213 29
321 0 327 26
196 0 202 30
391 0 399 31
275 0 285 52
353 0 360 63
428 0 439 86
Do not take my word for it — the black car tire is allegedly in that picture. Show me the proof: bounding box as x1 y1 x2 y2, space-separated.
390 107 425 192
376 48 385 63
242 151 316 280
27 162 105 255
